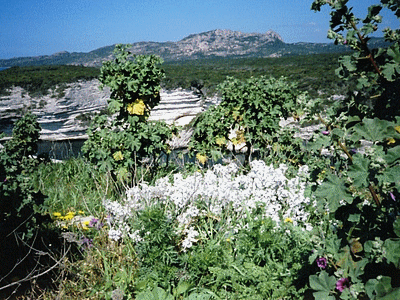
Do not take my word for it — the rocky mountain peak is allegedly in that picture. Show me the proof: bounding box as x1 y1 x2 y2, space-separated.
210 29 283 42
172 29 284 59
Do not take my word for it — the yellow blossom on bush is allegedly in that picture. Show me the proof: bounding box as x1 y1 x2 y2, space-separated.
196 153 207 165
395 126 400 134
127 99 146 115
284 217 293 223
232 130 246 145
215 136 226 146
113 151 124 161
53 212 62 218
387 137 396 145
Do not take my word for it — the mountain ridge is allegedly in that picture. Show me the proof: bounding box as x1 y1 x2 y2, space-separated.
0 29 390 68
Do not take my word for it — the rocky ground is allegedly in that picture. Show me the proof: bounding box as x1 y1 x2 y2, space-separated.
0 79 327 159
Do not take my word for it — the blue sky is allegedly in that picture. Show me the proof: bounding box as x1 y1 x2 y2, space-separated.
0 0 398 59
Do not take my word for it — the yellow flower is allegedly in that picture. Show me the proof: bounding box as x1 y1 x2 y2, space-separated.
113 151 124 161
81 220 90 230
232 130 246 145
215 136 226 146
196 153 207 165
284 217 293 223
395 126 400 134
63 211 75 221
53 212 62 218
127 99 146 115
78 210 85 215
387 138 396 145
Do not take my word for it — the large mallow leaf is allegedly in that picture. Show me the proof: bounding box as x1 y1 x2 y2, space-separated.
385 145 400 165
377 165 400 190
347 154 370 188
350 118 393 142
309 271 336 300
384 238 400 268
315 173 353 213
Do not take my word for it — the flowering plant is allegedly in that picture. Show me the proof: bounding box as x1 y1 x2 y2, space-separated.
307 1 400 299
104 160 313 244
82 45 175 182
102 160 314 297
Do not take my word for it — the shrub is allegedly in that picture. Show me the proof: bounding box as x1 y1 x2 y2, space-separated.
0 112 46 240
189 76 305 165
82 44 176 184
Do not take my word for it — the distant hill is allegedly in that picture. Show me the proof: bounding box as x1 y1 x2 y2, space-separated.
0 29 391 67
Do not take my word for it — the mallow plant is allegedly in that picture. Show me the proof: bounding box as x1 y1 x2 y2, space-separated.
189 75 306 165
306 1 400 299
82 44 175 184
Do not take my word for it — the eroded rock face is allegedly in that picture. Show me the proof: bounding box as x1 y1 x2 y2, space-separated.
0 79 220 141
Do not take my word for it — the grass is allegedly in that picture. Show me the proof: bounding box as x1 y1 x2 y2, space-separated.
33 157 112 216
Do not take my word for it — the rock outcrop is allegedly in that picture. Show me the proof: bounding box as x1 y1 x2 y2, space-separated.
0 79 220 141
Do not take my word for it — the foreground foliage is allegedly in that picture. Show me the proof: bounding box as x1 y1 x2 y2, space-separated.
189 76 305 165
305 0 400 299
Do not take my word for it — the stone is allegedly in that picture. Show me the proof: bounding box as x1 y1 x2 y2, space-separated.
0 80 221 144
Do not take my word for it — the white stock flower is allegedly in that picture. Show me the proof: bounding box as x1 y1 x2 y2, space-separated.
104 160 313 242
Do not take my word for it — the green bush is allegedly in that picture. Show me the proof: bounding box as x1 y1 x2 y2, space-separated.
82 44 176 184
189 76 305 165
0 112 61 296
0 112 46 239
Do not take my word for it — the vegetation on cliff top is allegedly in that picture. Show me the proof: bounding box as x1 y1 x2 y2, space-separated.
0 52 353 99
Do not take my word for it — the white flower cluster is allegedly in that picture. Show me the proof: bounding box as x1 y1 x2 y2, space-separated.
104 160 312 249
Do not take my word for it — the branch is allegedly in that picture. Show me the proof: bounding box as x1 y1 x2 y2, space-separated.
0 243 71 292
349 19 382 76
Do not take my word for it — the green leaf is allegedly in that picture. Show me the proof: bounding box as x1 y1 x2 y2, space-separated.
312 291 335 300
351 118 393 142
339 55 357 72
383 238 400 268
365 279 379 299
331 128 345 140
185 292 213 300
309 271 336 293
374 276 400 299
347 154 370 188
393 219 400 238
387 45 400 63
315 173 353 212
381 62 400 82
385 146 400 164
136 287 174 300
174 281 191 296
348 213 361 222
377 165 400 190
